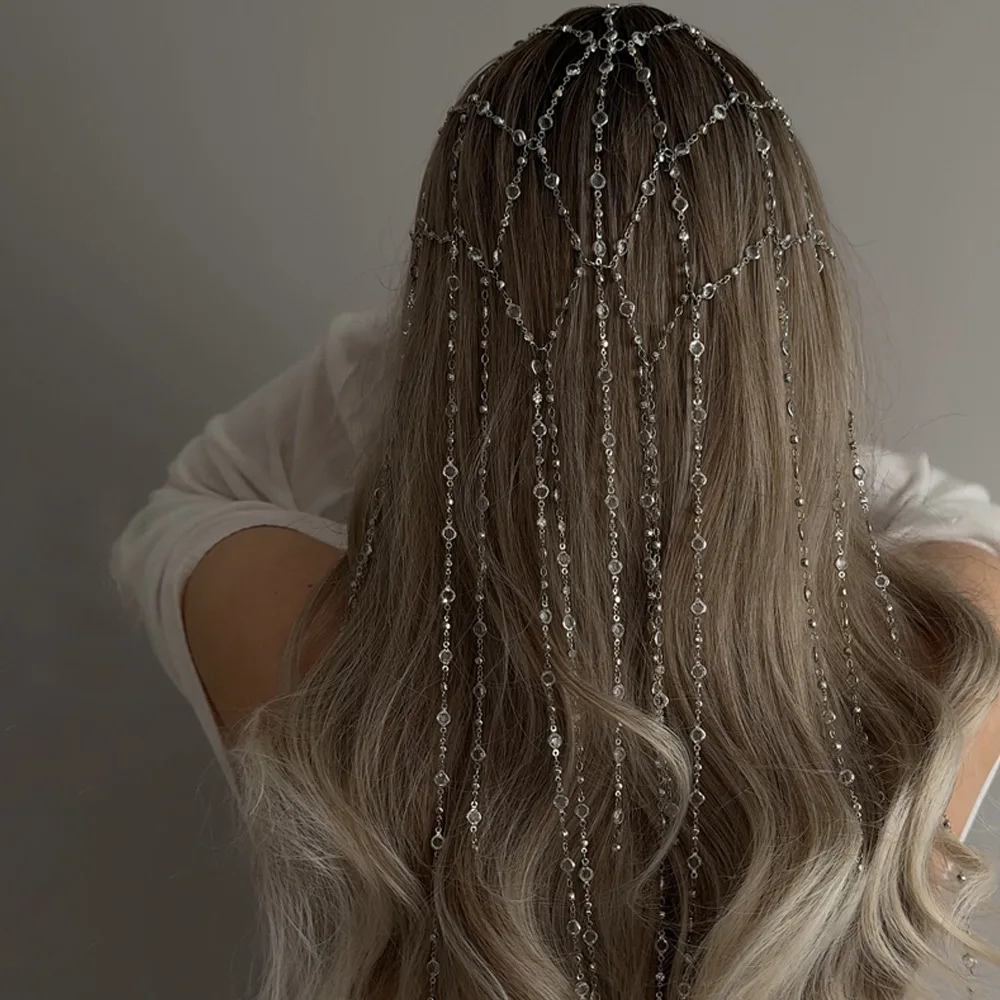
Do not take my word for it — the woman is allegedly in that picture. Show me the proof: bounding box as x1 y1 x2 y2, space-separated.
110 6 1000 999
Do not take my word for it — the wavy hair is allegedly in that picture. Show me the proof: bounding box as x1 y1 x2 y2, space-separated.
229 7 1000 999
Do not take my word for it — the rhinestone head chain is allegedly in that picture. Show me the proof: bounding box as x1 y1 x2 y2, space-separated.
344 5 971 998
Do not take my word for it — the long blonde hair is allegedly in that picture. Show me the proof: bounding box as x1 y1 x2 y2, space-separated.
230 7 1000 999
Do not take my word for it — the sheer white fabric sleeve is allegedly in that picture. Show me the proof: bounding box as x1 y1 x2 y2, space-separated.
108 308 391 791
109 309 1000 826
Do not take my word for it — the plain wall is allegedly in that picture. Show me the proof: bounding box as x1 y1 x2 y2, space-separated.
1 1 997 997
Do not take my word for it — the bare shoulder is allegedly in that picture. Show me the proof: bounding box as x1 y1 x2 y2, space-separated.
181 526 345 739
915 541 1000 839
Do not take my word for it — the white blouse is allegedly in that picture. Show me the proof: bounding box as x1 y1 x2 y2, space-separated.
108 308 1000 839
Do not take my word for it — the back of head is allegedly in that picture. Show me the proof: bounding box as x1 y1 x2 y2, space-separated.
231 7 1000 999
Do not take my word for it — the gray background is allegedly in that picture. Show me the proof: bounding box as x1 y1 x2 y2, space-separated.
1 1 998 997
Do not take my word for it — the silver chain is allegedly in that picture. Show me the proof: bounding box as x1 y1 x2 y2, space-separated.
342 7 974 996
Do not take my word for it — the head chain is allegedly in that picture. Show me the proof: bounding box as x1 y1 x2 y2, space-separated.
345 6 972 996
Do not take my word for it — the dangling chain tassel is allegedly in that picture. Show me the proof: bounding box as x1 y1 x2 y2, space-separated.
335 8 983 998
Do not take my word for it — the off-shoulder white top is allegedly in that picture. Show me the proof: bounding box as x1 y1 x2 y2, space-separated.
108 309 1000 839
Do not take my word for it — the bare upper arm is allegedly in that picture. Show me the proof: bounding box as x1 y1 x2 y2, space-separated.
915 541 1000 839
181 526 345 740
178 527 1000 833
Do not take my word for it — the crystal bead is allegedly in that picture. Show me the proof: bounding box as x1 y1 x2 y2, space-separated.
653 121 668 139
447 275 460 292
701 282 716 300
473 620 487 638
612 683 625 698
533 483 550 499
605 493 619 510
582 928 598 945
440 585 456 604
835 555 847 571
613 807 625 824
592 110 609 127
874 573 890 589
466 807 482 825
689 339 705 358
531 359 544 374
776 275 788 292
593 239 607 257
476 495 490 511
613 746 626 763
471 745 486 762
619 299 636 317
641 179 656 197
597 367 613 384
512 129 527 146
690 788 705 807
748 244 761 260
427 957 441 975
562 614 576 631
653 691 669 709
636 66 651 83
557 550 571 567
590 172 606 190
567 919 582 935
608 558 623 575
544 173 560 189
505 183 521 200
548 732 563 749
430 832 444 851
839 769 855 786
690 470 707 487
443 461 458 479
437 709 451 727
692 534 707 552
691 598 707 616
539 114 554 131
596 302 610 319
560 856 576 872
756 136 772 155
575 801 590 819
852 464 866 480
601 431 616 448
541 669 555 686
612 622 625 639
531 419 547 438
442 525 457 541
672 194 688 213
691 405 707 423
690 725 706 743
691 663 706 680
434 770 450 787
713 103 728 120
506 303 521 320
439 648 453 665
539 608 552 625
578 866 594 883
